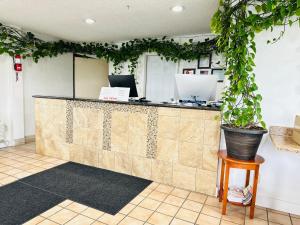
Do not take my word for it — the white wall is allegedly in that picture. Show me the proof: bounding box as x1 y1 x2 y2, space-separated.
23 54 73 136
226 24 300 215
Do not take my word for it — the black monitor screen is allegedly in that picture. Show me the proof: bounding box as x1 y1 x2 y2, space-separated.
108 75 138 97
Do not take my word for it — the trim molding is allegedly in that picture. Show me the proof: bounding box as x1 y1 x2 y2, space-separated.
25 135 35 143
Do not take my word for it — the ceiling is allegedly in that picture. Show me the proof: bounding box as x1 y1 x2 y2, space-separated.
0 0 218 42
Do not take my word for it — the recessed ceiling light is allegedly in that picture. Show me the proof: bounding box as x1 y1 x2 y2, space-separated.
171 5 184 13
85 18 96 25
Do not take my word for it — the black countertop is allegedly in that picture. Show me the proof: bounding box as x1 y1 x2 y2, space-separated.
33 95 221 111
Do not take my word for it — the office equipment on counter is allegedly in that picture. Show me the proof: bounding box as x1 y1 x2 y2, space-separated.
175 74 217 102
108 75 138 97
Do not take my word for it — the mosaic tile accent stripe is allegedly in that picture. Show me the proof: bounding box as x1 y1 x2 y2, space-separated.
65 100 158 158
66 101 73 143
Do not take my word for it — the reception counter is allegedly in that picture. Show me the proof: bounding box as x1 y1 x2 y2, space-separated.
34 96 221 195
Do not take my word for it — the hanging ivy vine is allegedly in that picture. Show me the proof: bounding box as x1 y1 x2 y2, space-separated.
0 22 217 74
211 0 300 129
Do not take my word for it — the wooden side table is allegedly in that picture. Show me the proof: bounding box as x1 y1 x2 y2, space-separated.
218 150 265 219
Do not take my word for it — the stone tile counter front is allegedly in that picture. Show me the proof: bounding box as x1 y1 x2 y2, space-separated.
35 96 221 196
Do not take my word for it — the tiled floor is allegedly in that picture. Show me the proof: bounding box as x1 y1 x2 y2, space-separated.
0 143 299 225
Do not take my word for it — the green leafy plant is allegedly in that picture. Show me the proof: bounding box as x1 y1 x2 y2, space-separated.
0 23 217 74
211 0 300 129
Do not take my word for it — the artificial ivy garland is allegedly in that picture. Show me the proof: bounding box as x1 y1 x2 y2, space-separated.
0 23 217 74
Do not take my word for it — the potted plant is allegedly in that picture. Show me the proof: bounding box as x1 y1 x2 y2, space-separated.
211 0 300 160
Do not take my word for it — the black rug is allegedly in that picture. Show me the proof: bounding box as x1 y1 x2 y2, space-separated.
0 182 64 225
20 162 152 214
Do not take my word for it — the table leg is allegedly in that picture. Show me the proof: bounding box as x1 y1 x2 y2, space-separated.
219 159 225 202
245 170 250 187
250 165 259 219
222 163 230 215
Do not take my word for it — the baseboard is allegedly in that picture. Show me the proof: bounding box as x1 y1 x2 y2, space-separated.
14 138 25 146
257 193 300 216
25 135 35 143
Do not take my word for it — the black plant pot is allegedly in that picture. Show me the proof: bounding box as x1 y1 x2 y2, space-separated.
221 125 268 160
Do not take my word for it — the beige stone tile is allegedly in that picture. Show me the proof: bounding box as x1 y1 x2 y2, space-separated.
151 160 172 185
292 217 300 225
181 109 204 119
196 169 217 196
157 203 179 217
156 138 178 162
111 132 129 153
157 116 179 140
128 135 147 157
147 191 168 201
23 216 45 225
147 182 159 190
179 118 204 143
203 120 220 146
128 206 153 221
66 202 88 213
291 213 300 219
202 145 218 171
101 150 115 170
69 144 99 167
187 192 207 203
40 206 63 217
128 112 148 136
245 207 267 220
132 156 151 179
119 203 136 215
196 213 220 225
244 218 268 225
158 108 180 117
205 196 222 208
164 195 185 207
175 208 199 223
147 212 173 225
170 188 190 199
204 111 221 121
119 216 144 225
49 208 78 224
202 205 222 219
98 213 125 224
220 220 237 225
38 219 59 225
178 141 202 168
139 198 161 210
13 171 32 179
0 173 8 180
222 209 245 225
130 195 145 205
139 187 153 197
3 168 23 175
182 199 203 213
0 175 17 185
172 163 196 191
268 212 292 225
58 199 73 207
115 152 132 175
65 214 94 225
81 207 104 220
170 218 194 225
155 184 174 194
111 111 129 132
92 221 106 225
268 208 290 215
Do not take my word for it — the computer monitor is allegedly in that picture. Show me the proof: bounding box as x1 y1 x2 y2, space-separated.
175 74 217 101
108 75 138 97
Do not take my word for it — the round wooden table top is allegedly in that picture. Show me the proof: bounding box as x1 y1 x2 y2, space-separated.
218 150 265 165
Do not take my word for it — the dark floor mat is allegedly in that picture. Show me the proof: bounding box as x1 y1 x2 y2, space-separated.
0 182 64 225
20 162 152 214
